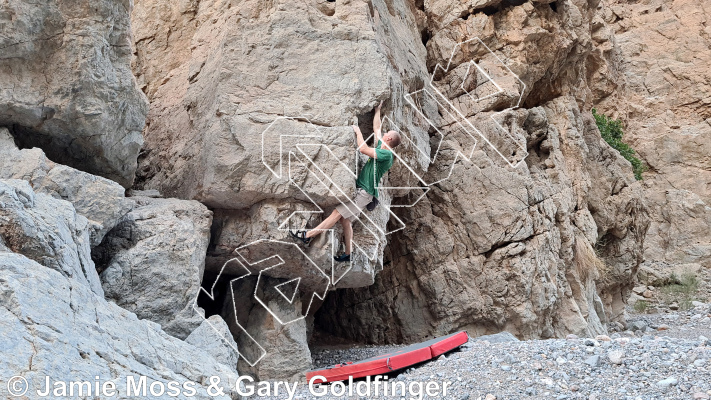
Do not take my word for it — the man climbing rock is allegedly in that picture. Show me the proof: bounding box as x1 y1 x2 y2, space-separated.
291 101 401 262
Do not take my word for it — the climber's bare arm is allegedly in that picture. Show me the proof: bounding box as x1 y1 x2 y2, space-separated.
353 125 377 159
373 100 383 143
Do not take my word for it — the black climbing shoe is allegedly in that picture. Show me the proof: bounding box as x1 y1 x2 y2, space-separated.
334 253 351 262
289 230 312 246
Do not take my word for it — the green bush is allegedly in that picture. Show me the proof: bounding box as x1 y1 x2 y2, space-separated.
661 272 699 311
633 299 649 313
663 272 698 296
592 108 646 180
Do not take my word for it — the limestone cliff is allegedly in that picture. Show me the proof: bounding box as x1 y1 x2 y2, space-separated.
596 0 711 279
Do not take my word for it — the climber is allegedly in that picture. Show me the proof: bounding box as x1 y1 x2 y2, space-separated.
290 100 401 262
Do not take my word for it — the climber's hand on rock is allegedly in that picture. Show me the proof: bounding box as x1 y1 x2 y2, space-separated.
353 125 366 150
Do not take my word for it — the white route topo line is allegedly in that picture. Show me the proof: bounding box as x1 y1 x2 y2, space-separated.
192 36 528 367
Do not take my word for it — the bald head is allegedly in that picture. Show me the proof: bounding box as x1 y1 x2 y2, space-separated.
383 130 401 148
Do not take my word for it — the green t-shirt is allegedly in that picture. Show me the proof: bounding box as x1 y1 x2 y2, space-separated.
355 140 394 198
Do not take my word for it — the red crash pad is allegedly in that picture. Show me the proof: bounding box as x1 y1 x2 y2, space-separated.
306 331 469 383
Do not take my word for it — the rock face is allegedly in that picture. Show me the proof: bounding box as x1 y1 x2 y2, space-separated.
186 315 240 369
130 0 429 207
315 0 649 342
0 179 104 296
0 251 242 400
207 199 391 289
130 0 431 288
93 196 213 340
0 0 149 187
596 0 711 272
0 128 132 246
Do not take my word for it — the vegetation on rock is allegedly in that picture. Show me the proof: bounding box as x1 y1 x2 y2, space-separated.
592 108 646 180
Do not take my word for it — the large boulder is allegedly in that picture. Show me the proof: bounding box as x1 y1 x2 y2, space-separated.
637 262 704 287
0 128 132 246
220 277 312 381
0 179 103 296
130 0 432 287
186 315 240 370
596 0 711 269
0 251 241 400
0 0 148 187
93 196 213 340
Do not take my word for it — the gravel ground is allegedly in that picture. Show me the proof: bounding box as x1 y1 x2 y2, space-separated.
623 306 711 341
311 344 407 370
242 302 711 400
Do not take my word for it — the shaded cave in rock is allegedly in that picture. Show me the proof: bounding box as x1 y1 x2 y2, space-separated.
6 124 102 183
421 28 432 46
477 0 530 16
197 269 234 319
357 110 376 145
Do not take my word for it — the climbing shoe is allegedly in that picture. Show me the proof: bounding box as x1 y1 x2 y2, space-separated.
334 253 351 262
289 230 312 246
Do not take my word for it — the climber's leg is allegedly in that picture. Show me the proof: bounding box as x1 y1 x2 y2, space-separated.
305 209 342 239
340 217 353 255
